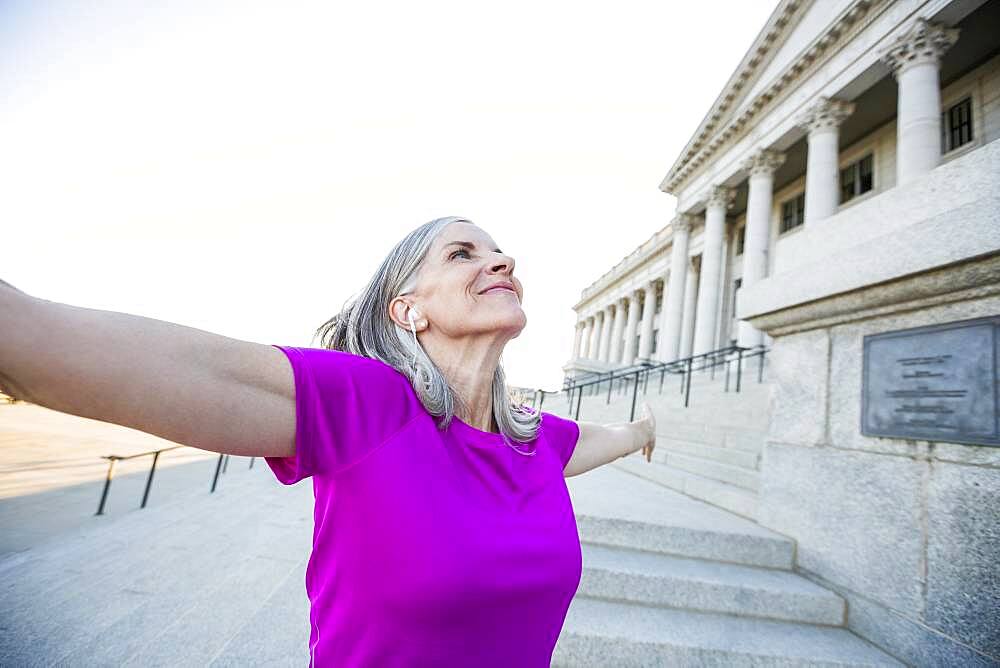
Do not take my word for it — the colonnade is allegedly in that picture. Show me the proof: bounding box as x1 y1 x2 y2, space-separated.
571 18 958 367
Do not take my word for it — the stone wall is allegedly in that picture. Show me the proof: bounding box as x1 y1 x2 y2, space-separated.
756 264 1000 665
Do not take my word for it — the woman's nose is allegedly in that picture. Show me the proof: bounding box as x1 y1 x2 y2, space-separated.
490 253 514 273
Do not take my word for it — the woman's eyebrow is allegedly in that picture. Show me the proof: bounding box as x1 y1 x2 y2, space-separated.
444 241 503 253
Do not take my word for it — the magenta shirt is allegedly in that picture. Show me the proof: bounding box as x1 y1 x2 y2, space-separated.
264 346 582 667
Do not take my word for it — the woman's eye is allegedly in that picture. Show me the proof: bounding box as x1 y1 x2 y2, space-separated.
450 249 470 260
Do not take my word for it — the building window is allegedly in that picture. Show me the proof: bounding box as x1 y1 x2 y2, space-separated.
732 278 742 315
779 193 805 234
941 97 973 153
736 227 745 256
651 328 658 355
840 153 873 203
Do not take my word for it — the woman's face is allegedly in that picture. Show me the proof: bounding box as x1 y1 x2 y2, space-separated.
395 221 526 344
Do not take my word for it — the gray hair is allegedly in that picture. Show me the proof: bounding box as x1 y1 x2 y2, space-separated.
313 216 541 443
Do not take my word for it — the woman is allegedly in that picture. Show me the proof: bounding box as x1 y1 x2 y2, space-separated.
0 215 656 666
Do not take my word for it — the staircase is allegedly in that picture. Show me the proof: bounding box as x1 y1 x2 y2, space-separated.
0 468 315 667
551 466 903 666
542 356 904 665
552 354 772 522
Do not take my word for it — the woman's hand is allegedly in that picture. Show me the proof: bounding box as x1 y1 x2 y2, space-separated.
636 401 656 463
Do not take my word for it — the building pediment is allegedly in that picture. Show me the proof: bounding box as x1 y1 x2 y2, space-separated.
660 0 886 196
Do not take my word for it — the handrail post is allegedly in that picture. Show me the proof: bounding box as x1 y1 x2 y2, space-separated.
140 450 162 509
684 357 693 407
249 456 255 469
758 348 765 383
629 370 640 421
211 453 225 493
95 457 117 516
736 348 744 393
538 390 546 411
574 383 583 420
606 371 614 404
725 357 731 392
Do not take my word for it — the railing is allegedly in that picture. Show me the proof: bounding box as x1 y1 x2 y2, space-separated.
531 344 770 423
95 447 257 515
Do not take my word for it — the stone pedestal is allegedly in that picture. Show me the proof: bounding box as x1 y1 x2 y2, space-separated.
738 140 1000 665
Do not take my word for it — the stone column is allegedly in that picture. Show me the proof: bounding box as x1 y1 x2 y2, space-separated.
598 304 614 363
738 149 785 348
659 214 693 361
622 290 641 365
693 186 733 356
637 280 656 360
572 321 585 359
881 18 959 186
588 312 603 359
609 298 627 365
654 272 672 362
796 96 854 225
680 257 700 359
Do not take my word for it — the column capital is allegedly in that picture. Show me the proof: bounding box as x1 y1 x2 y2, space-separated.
742 149 786 177
672 213 696 233
705 185 735 210
796 96 855 133
880 18 959 76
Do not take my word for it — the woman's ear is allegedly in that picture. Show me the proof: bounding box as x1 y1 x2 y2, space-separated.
389 298 409 330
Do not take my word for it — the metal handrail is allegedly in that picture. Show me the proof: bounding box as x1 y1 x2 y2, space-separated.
96 446 258 515
531 344 770 423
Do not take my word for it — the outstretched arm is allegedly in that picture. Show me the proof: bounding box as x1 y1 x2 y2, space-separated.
563 402 656 477
0 281 297 459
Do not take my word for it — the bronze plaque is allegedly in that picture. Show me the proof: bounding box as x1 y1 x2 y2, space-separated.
862 315 998 447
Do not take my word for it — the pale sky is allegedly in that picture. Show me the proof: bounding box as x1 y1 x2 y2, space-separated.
1 0 778 391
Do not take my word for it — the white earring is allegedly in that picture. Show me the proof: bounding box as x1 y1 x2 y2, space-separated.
407 310 420 369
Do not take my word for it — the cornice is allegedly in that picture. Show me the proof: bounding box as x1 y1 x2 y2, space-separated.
661 0 887 195
574 219 679 311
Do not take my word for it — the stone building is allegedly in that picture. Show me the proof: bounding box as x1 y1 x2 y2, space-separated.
560 0 999 664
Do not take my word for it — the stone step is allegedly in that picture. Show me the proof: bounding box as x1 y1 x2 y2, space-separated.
2 470 274 628
665 451 761 492
0 472 266 605
552 596 905 667
726 428 771 453
1 478 280 665
658 435 760 469
614 454 759 522
568 465 788 569
0 472 313 667
200 558 312 666
654 419 768 450
118 552 303 666
565 383 772 423
579 542 844 626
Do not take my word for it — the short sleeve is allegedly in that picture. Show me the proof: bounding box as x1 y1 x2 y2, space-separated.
540 411 580 471
265 346 421 485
